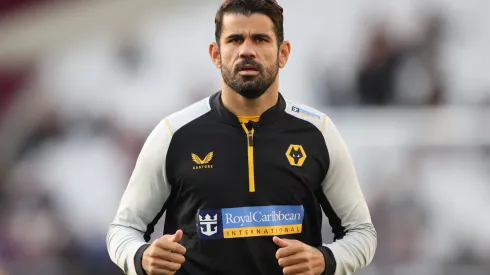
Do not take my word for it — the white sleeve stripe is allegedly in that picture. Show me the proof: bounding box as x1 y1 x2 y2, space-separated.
164 117 174 136
321 114 327 133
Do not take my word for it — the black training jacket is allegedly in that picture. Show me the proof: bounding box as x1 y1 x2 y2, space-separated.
107 91 377 275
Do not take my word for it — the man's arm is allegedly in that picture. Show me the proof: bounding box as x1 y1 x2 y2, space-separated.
106 119 173 275
317 116 377 275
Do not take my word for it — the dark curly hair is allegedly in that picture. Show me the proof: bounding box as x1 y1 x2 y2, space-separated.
215 0 284 46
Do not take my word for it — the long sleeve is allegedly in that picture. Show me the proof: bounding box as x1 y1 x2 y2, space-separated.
319 117 377 275
106 119 173 275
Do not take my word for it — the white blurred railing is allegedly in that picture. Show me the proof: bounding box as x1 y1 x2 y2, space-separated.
322 106 490 148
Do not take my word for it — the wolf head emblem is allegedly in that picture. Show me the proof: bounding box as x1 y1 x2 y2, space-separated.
289 147 303 164
286 145 307 167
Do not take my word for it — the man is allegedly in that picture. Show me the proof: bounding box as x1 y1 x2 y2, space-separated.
107 1 377 275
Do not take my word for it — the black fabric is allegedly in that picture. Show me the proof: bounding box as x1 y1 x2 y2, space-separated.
143 198 171 242
137 91 335 275
315 189 347 241
317 245 337 275
134 244 150 275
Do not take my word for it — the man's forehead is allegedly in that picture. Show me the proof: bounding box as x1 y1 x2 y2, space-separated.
221 13 274 35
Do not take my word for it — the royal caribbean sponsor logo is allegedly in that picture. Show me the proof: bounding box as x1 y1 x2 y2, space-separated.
196 205 304 239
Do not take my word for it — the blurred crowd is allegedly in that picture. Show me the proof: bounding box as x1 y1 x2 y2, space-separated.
1 1 490 275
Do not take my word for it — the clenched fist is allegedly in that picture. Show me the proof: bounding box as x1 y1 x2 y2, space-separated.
142 229 187 275
273 236 325 275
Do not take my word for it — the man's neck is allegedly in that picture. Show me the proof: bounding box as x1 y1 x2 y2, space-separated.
221 84 279 117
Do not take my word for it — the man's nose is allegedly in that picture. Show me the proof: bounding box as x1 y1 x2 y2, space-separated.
239 40 257 59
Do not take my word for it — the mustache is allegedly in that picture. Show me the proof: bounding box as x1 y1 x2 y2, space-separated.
234 58 264 73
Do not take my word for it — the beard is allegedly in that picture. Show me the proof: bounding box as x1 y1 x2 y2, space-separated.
221 56 279 99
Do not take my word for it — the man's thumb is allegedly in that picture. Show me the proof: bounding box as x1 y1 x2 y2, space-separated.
171 229 183 242
273 236 289 247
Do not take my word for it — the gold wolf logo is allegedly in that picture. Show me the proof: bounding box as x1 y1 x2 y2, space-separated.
286 145 307 167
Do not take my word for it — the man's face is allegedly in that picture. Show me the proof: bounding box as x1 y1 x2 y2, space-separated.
218 13 280 99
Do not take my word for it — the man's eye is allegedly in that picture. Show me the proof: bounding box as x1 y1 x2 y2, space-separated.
256 37 267 43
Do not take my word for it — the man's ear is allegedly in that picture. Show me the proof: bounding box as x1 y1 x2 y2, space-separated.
278 41 291 69
209 42 221 68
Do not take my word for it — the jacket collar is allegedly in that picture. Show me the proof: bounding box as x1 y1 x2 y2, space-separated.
210 91 286 126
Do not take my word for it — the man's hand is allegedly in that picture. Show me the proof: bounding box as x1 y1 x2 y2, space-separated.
142 229 186 275
273 236 325 275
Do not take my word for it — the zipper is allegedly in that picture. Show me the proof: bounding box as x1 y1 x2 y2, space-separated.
241 122 255 193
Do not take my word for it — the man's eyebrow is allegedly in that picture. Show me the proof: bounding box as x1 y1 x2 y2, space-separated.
251 33 272 40
225 34 244 40
225 33 272 40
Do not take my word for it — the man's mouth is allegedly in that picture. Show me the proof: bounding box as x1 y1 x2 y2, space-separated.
238 64 260 76
240 65 258 72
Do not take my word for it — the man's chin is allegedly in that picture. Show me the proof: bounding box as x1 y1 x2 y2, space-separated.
236 88 266 100
237 74 259 82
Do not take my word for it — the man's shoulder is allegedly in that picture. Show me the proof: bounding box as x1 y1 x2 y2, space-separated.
164 96 212 135
283 98 328 133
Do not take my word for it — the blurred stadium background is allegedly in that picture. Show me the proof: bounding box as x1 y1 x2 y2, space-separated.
1 0 490 274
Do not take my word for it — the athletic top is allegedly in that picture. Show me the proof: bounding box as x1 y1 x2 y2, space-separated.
106 91 377 275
